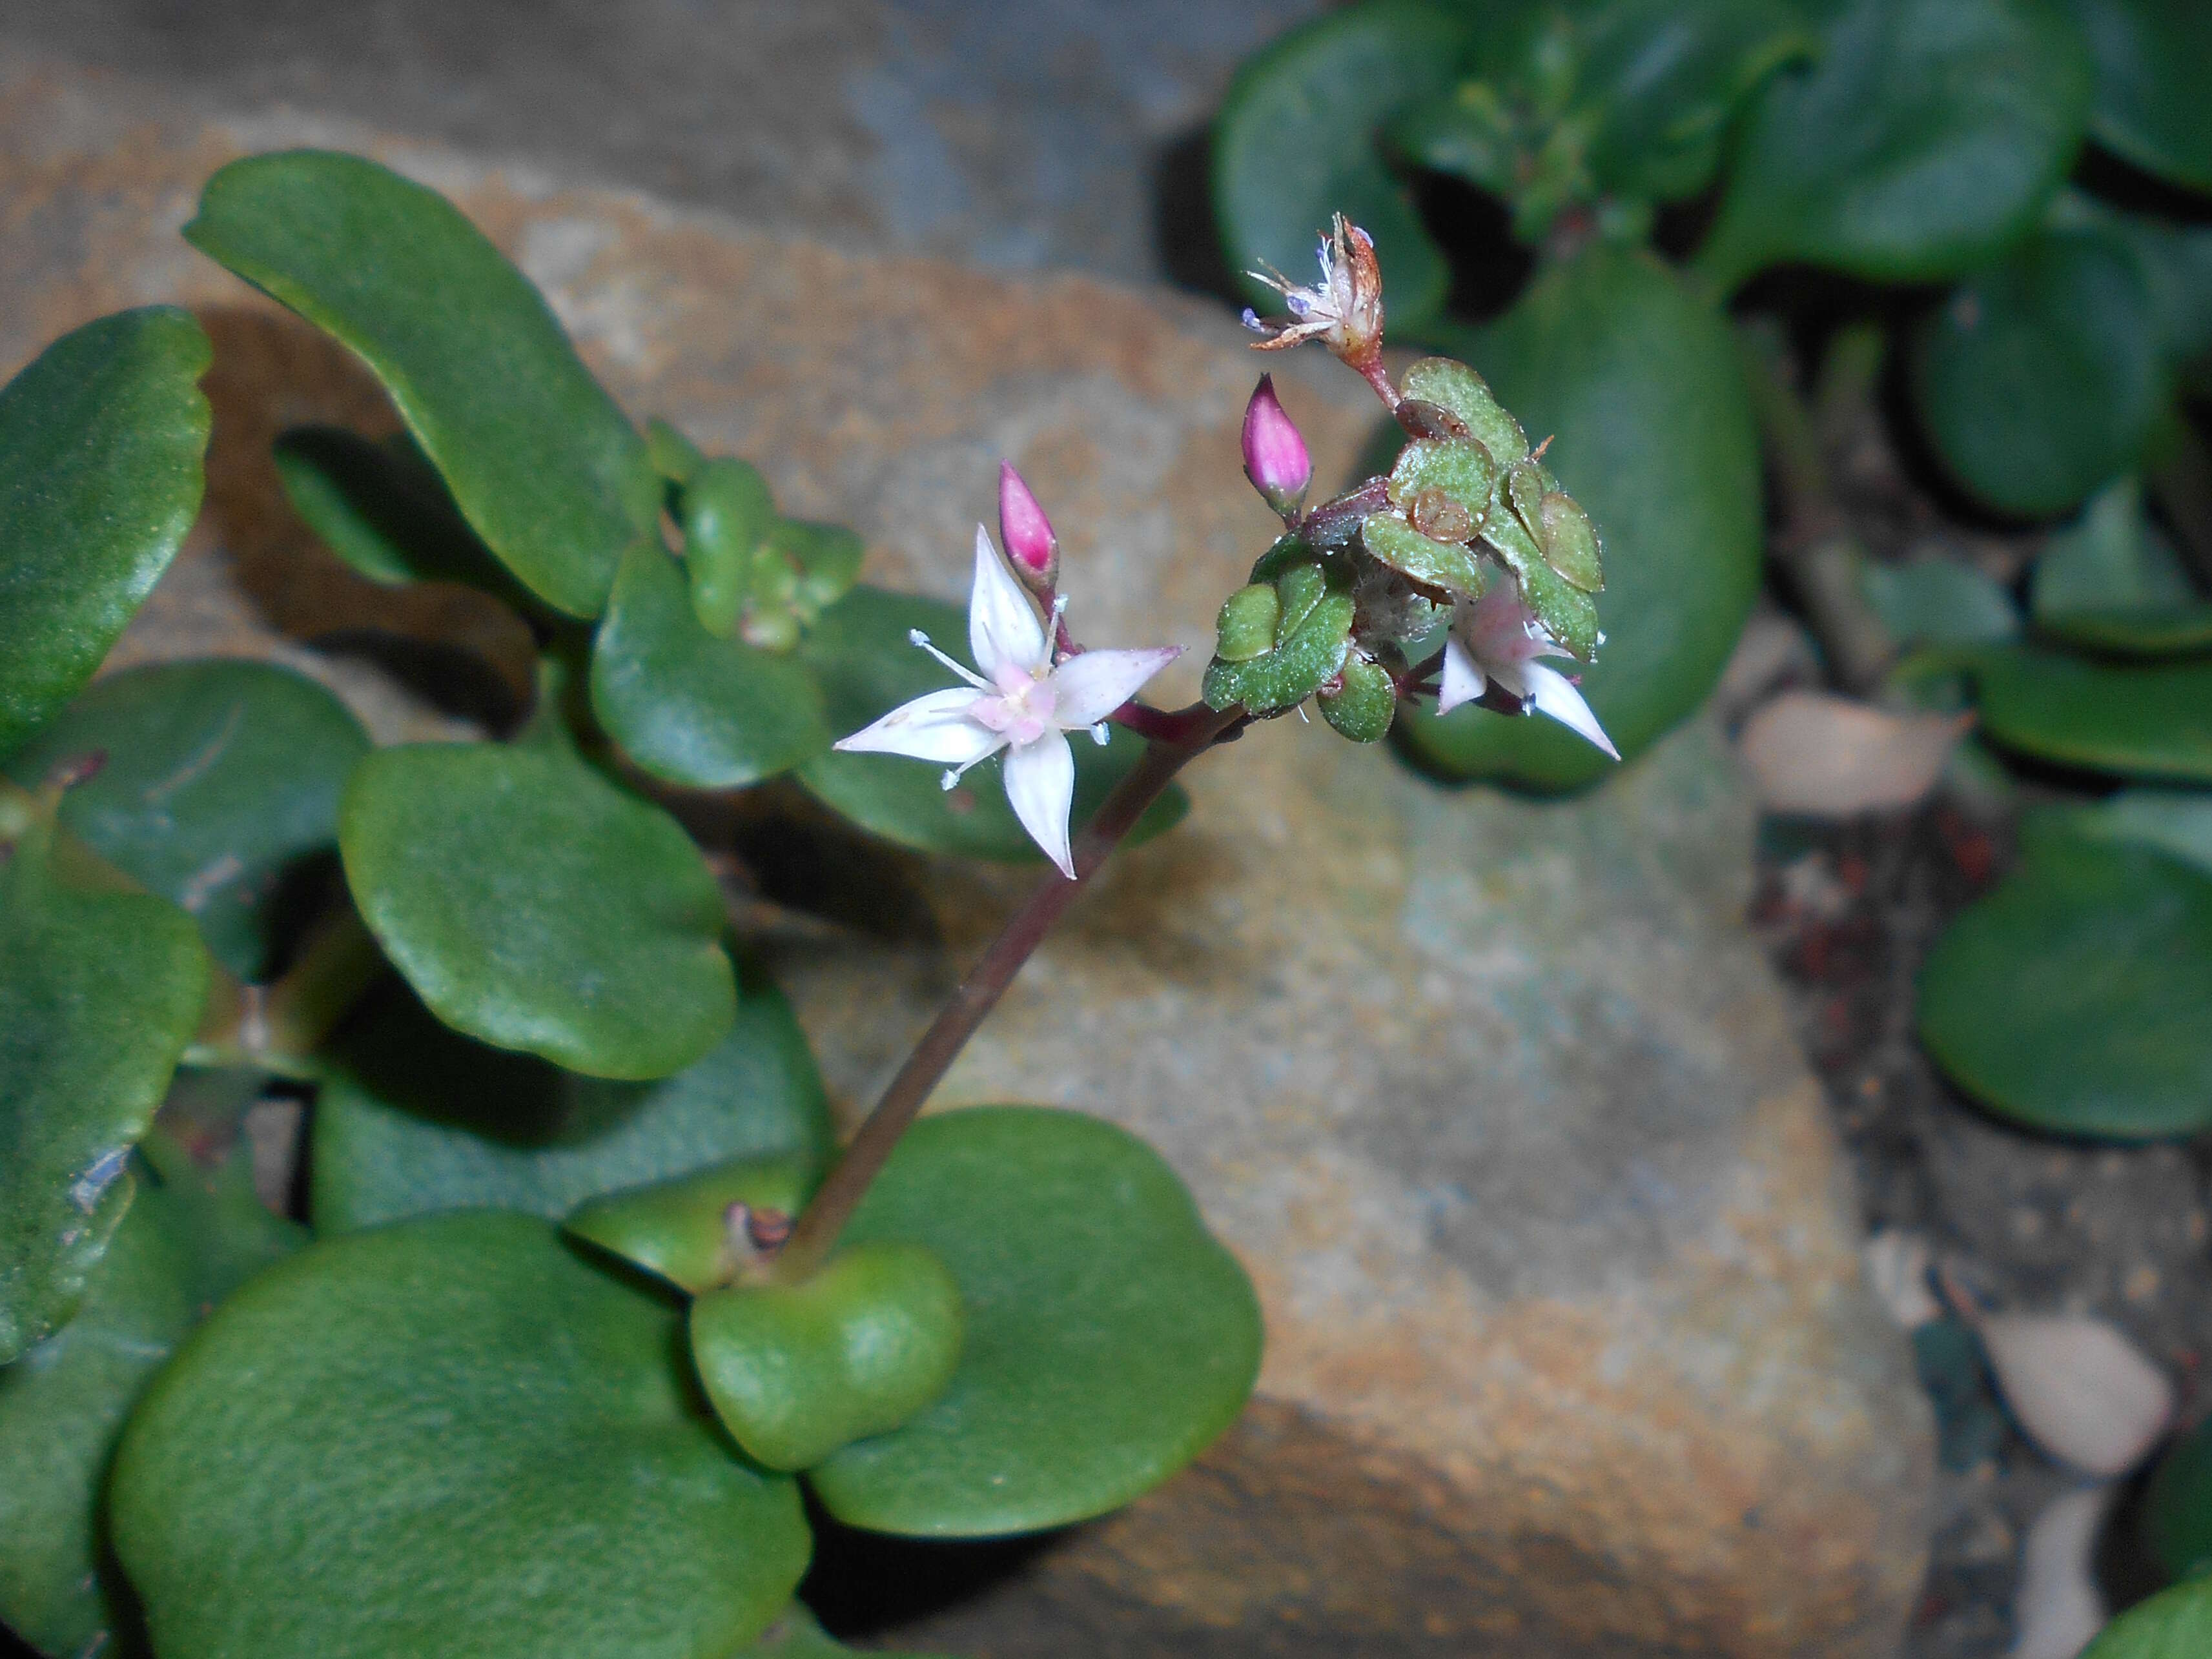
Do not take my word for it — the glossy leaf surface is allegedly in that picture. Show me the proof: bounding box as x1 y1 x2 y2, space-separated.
1398 246 1760 788
0 820 208 1363
1920 831 2212 1137
186 152 658 617
2032 478 2212 655
565 1152 819 1294
591 540 831 789
1912 228 2166 518
314 970 831 1232
2068 0 2212 193
2080 1578 2212 1658
1212 1 1468 338
808 1107 1262 1537
1699 0 2091 290
796 587 1185 862
112 1212 812 1659
692 1241 965 1472
1972 647 2212 781
0 308 210 758
3 660 369 977
340 741 735 1079
0 1129 300 1658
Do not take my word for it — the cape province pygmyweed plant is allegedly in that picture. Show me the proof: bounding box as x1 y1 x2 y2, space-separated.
0 152 1619 1659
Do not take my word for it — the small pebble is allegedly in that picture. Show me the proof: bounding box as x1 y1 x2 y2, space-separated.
1979 1312 2174 1476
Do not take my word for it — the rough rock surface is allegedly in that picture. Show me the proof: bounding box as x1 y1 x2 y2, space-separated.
0 66 1932 1658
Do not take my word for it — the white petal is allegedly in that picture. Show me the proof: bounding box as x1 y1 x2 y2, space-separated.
1049 646 1182 729
1522 662 1620 759
834 687 1005 766
968 525 1049 678
1435 637 1486 715
1002 731 1077 878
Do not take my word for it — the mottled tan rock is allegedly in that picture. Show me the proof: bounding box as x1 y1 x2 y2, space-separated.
0 68 1932 1658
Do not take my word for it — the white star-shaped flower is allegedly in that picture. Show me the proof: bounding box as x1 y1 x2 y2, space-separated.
833 526 1182 877
1435 583 1619 760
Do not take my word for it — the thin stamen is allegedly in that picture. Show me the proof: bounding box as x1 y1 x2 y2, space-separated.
908 628 991 691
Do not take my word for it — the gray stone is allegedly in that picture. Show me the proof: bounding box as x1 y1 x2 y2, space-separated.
0 72 1933 1656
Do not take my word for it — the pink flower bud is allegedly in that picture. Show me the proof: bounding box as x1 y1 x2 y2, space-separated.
1242 374 1311 518
998 462 1060 596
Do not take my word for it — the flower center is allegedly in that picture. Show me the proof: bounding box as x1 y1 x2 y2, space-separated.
972 664 1056 746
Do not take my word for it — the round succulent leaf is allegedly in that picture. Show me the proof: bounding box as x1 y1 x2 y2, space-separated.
591 540 832 790
566 1152 821 1294
1860 558 2023 648
0 307 210 759
1536 491 1604 593
1697 0 2092 290
795 586 1185 863
646 418 706 486
680 458 777 640
1214 583 1281 663
769 520 866 621
2031 476 2212 654
1387 438 1497 527
3 660 369 978
0 821 209 1364
339 740 736 1080
691 1241 965 1472
1360 513 1486 597
185 152 659 618
1397 245 1761 789
1319 653 1398 742
806 1106 1262 1538
272 425 530 606
0 1128 301 1658
313 966 832 1232
1912 227 2167 519
1211 0 1469 338
1919 832 2212 1137
1203 588 1357 717
1399 357 1531 465
2080 1578 2212 1658
110 1212 812 1659
2146 1414 2212 1582
2067 0 2212 194
1972 646 2212 780
2061 788 2212 879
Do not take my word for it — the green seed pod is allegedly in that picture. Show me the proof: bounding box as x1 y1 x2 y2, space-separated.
1214 582 1280 662
1318 652 1397 743
679 457 775 638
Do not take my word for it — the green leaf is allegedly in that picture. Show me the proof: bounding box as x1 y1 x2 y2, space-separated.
1477 502 1602 660
2062 788 2212 879
0 308 210 758
2080 1579 2212 1659
1400 356 1530 465
313 966 831 1232
272 425 532 604
680 458 777 640
807 1106 1262 1537
565 1152 820 1294
0 818 208 1363
111 1212 812 1659
1860 558 2022 647
1211 1 1470 339
3 660 369 978
1698 0 2091 290
1919 831 2212 1136
794 587 1186 862
185 152 658 618
1972 646 2212 780
340 741 736 1080
1360 513 1486 596
1397 245 1761 789
0 1128 301 1658
1202 560 1357 717
591 540 832 789
2067 0 2212 194
1318 652 1398 742
1911 227 2167 518
2146 1414 2212 1582
2031 477 2212 654
692 1241 965 1472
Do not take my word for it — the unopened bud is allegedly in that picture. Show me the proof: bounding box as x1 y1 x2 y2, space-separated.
998 462 1060 600
1242 375 1311 520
